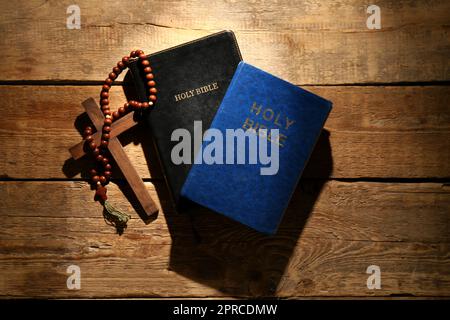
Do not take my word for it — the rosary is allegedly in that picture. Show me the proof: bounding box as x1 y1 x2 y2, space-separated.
82 49 156 225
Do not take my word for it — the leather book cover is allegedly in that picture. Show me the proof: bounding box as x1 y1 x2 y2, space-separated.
128 31 242 204
181 62 332 234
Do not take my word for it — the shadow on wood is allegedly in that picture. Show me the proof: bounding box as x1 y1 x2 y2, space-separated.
62 111 98 179
126 71 333 295
160 130 333 297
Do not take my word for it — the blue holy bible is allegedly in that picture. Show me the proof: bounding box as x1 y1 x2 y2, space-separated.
181 62 332 234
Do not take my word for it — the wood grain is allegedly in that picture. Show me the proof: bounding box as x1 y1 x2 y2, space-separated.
0 85 448 179
0 180 448 297
0 0 448 300
0 0 448 84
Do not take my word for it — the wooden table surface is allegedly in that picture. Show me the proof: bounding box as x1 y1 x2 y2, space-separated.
0 0 449 298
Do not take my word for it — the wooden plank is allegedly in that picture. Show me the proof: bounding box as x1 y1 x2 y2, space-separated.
0 85 448 179
0 85 163 180
0 0 448 83
1 181 448 242
0 180 448 297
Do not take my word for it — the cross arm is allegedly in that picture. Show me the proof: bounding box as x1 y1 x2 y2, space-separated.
69 98 138 160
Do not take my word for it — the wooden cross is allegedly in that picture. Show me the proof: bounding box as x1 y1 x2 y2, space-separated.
69 98 158 218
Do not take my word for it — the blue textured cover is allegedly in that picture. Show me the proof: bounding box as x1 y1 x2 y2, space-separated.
181 62 332 234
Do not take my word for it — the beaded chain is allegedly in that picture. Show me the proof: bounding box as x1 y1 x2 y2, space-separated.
83 49 156 226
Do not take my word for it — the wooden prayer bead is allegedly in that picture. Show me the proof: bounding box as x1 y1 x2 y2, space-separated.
95 185 108 201
92 148 100 156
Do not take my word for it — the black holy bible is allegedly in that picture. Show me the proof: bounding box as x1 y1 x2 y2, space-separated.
129 31 242 204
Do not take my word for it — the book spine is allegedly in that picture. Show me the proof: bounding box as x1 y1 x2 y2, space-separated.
182 62 245 195
128 61 148 102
